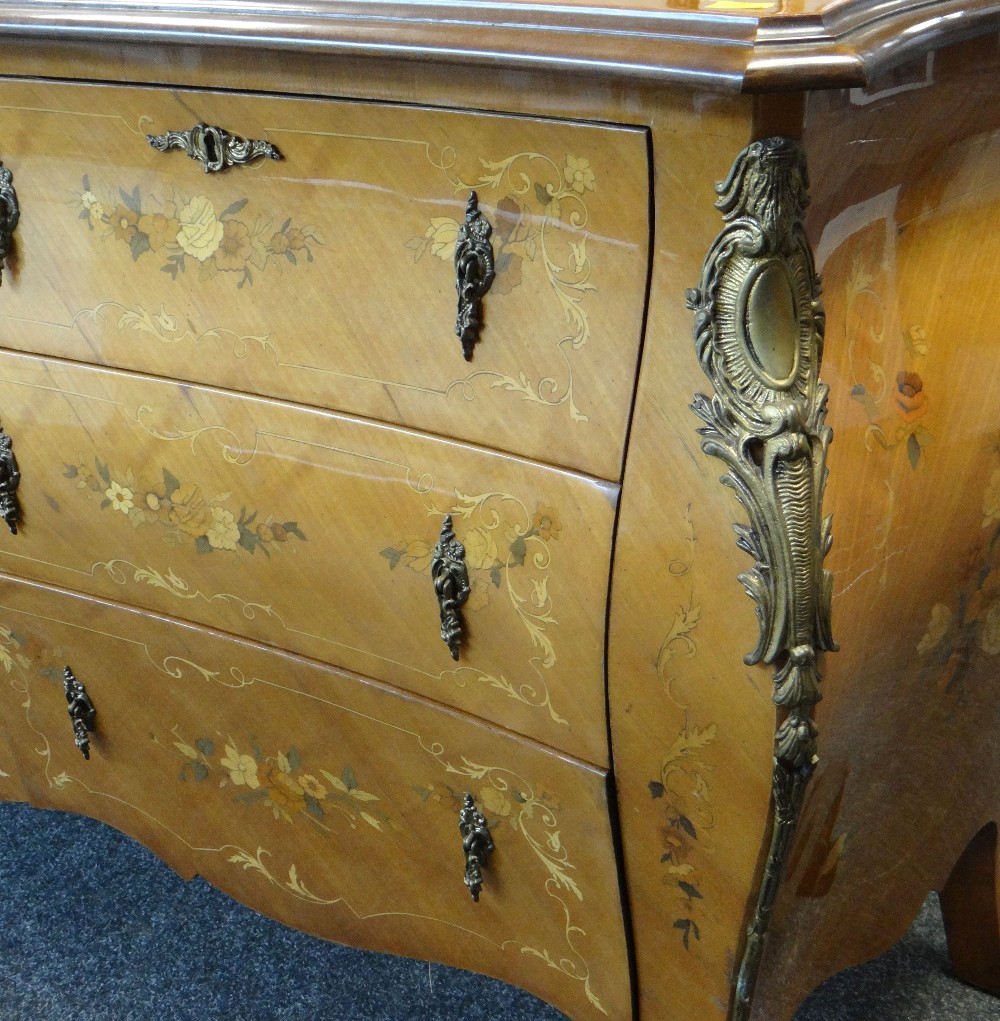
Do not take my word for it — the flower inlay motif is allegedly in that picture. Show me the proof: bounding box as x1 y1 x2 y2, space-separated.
77 176 323 287
64 456 306 557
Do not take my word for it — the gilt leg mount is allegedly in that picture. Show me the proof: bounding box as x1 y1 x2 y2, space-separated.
686 136 838 1021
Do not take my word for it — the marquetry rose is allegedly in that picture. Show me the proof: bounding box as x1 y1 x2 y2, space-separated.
206 506 241 551
77 175 323 286
176 195 224 261
423 217 462 260
895 371 928 424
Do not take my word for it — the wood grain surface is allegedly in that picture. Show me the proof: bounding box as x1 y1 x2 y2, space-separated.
0 350 616 765
749 36 1000 1020
0 0 996 90
0 571 629 1021
0 78 649 481
607 98 777 1021
0 13 997 1021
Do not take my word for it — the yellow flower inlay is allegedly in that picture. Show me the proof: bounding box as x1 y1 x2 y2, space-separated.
105 481 134 515
176 196 224 262
563 155 596 195
221 744 260 789
206 506 240 551
917 602 953 657
298 775 328 800
424 217 460 260
980 601 1000 656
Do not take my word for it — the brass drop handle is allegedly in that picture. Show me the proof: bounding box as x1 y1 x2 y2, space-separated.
64 666 97 760
0 160 19 284
431 514 470 661
459 793 494 902
146 122 282 173
0 424 21 535
454 191 495 360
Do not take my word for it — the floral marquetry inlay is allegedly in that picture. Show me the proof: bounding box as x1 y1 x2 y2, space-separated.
64 456 306 557
381 487 565 724
168 727 388 832
407 151 598 423
916 439 1000 691
0 598 612 1017
77 176 323 287
418 747 607 1015
649 505 717 953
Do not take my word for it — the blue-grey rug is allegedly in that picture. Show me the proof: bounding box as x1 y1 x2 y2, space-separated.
0 801 995 1020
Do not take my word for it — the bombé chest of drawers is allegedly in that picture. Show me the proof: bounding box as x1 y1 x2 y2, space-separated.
1 4 1000 1021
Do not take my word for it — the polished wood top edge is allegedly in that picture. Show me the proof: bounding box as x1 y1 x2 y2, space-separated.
0 1 753 91
0 567 612 775
0 0 996 89
747 0 1000 89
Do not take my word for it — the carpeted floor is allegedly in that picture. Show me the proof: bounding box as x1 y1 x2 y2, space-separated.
0 801 996 1020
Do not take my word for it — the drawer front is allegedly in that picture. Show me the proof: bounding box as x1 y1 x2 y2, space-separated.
0 574 629 1021
0 350 614 765
0 78 649 480
0 645 25 801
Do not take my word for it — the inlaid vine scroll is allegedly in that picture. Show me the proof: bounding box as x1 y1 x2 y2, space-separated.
685 136 838 1020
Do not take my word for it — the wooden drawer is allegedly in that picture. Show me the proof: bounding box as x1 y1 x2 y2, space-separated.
0 573 629 1021
0 78 649 480
0 350 615 765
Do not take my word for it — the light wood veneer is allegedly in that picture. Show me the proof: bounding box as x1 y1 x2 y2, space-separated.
0 572 630 1021
0 7 997 1021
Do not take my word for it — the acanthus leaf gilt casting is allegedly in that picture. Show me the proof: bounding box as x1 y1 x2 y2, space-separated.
685 135 837 1021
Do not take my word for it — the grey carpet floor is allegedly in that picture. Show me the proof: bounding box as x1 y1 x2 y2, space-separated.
0 801 996 1020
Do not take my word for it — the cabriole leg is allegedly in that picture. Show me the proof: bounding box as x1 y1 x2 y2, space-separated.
939 822 1000 996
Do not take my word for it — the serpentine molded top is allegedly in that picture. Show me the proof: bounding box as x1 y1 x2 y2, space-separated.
0 0 994 90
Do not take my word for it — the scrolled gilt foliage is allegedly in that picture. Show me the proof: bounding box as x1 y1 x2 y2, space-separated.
686 135 836 743
686 136 838 1020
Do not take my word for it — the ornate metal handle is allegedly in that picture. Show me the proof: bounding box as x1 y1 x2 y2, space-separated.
0 160 19 285
146 122 282 173
64 666 97 760
459 793 494 901
431 515 471 660
0 424 21 535
454 192 495 361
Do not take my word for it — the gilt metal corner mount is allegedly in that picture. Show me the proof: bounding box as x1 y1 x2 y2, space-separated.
686 135 838 1020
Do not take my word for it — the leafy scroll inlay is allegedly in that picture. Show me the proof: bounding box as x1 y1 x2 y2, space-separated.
380 485 564 724
408 151 597 422
419 745 607 1015
685 136 838 1020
